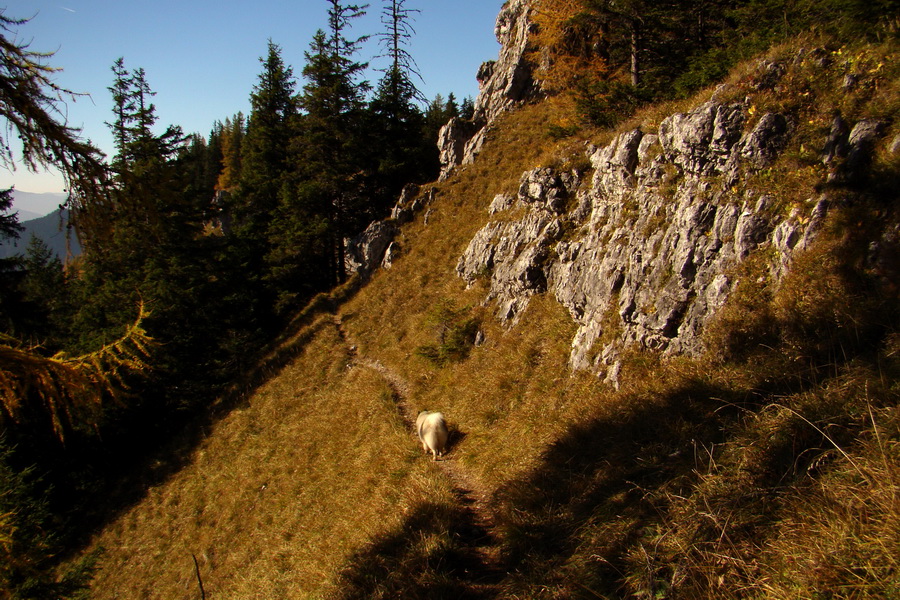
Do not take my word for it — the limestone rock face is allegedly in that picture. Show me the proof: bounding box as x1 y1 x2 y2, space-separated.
458 167 578 321
437 118 479 180
345 220 399 277
345 185 436 277
391 184 435 224
471 0 538 125
456 100 861 383
823 115 886 183
438 0 541 180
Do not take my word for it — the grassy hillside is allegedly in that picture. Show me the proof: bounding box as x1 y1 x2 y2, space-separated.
77 33 900 599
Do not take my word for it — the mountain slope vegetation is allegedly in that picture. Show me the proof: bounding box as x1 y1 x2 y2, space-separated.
1 0 899 598
77 26 900 598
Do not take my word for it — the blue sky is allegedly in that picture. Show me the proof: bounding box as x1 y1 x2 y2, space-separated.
2 0 504 200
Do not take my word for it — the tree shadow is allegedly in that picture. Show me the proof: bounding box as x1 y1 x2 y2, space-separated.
331 501 502 600
64 277 368 551
488 376 761 597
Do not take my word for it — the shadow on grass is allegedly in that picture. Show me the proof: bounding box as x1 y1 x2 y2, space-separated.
331 501 503 600
447 427 467 454
488 376 763 598
328 358 862 599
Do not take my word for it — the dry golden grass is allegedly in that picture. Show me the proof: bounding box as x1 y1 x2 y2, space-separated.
78 33 900 599
83 320 458 599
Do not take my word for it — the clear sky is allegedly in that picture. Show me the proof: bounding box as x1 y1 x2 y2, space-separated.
2 0 505 196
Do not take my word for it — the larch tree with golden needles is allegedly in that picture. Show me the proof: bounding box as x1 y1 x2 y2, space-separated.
216 113 245 192
0 303 155 442
0 11 111 243
1 12 157 442
527 0 615 133
529 0 609 93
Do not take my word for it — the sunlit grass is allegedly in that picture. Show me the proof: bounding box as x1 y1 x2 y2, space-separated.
77 32 900 599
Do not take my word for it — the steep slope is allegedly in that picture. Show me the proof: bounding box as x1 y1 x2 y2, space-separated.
77 4 900 599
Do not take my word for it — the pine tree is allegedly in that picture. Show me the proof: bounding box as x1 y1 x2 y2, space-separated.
232 41 297 245
368 0 433 209
291 2 371 288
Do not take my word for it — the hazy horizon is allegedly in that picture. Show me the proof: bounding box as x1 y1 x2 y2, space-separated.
2 189 69 220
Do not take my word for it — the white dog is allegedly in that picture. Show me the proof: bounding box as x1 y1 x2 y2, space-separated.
416 410 449 461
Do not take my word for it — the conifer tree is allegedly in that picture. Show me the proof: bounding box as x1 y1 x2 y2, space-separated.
11 236 72 349
445 92 459 118
368 0 433 208
460 95 475 120
178 132 219 216
72 59 215 410
0 438 98 598
423 93 446 133
232 41 297 247
289 1 371 288
0 189 24 340
216 113 245 192
106 58 134 168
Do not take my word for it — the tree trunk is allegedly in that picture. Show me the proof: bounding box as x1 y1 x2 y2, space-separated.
630 20 641 88
334 200 346 285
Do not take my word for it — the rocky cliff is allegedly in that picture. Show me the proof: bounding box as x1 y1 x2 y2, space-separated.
347 0 540 274
456 77 896 384
356 1 898 385
457 98 827 382
437 0 542 180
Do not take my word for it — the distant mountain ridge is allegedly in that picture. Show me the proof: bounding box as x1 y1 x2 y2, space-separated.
7 189 68 218
14 208 43 221
0 208 81 261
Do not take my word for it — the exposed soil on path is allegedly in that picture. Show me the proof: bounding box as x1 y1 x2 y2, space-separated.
332 313 506 592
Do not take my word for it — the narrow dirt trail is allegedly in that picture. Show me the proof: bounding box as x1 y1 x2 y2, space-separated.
332 313 506 592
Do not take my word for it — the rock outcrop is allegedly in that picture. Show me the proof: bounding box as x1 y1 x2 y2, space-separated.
345 220 399 277
345 185 436 277
456 98 871 383
437 0 541 180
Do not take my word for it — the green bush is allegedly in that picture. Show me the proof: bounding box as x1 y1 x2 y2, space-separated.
575 78 647 128
415 299 480 366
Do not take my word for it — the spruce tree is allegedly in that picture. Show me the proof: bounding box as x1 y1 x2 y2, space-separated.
237 40 297 230
460 96 475 120
106 58 134 168
216 113 245 192
13 236 72 349
368 0 433 208
225 42 298 319
289 1 371 288
0 188 24 339
0 438 97 598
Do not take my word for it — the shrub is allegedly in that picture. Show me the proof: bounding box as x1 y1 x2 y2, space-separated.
415 299 480 366
575 78 647 128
